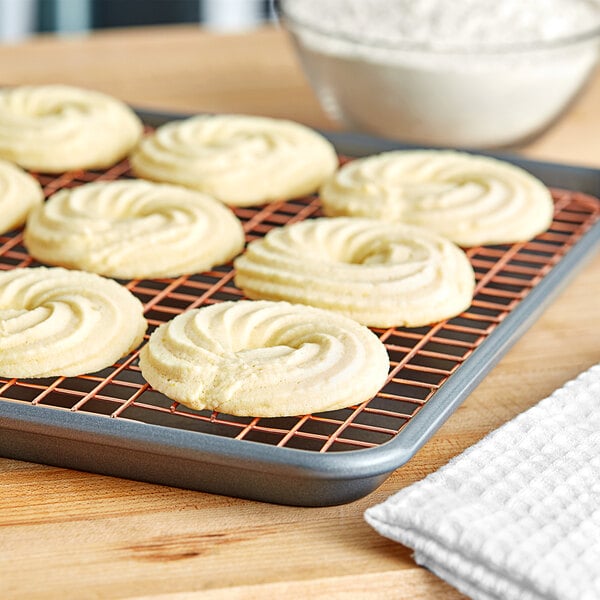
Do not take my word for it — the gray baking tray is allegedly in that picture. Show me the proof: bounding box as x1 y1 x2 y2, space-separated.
0 109 599 506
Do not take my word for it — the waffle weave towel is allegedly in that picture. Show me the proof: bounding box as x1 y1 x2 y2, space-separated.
365 363 600 600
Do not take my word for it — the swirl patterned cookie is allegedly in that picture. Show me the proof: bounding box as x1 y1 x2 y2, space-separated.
139 300 390 417
0 85 143 173
320 150 554 246
24 180 245 279
0 267 147 379
130 114 338 206
234 217 475 328
0 159 44 235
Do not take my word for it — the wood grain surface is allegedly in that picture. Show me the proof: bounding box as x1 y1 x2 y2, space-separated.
0 25 599 600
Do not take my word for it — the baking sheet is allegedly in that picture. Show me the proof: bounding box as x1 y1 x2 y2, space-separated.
1 110 599 506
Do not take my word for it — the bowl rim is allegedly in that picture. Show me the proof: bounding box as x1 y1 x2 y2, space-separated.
276 1 600 55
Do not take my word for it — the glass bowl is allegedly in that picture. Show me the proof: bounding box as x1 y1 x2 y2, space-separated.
278 2 600 149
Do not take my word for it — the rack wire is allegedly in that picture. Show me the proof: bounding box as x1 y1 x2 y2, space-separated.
0 159 598 454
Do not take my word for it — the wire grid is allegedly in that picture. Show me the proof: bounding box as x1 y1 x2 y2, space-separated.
0 161 598 453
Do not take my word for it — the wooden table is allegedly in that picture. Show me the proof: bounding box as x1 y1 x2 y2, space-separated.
1 25 599 599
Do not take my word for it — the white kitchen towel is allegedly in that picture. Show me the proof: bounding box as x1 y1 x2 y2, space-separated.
365 362 600 600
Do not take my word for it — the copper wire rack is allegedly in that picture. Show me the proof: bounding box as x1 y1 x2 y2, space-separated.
1 116 599 505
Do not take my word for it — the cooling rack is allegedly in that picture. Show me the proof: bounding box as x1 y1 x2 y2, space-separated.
1 112 599 506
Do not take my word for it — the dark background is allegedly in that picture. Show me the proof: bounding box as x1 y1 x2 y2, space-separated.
38 0 272 30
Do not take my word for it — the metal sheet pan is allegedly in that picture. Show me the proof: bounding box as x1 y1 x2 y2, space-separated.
1 110 599 506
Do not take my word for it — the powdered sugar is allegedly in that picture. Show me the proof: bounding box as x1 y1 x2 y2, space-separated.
283 0 600 48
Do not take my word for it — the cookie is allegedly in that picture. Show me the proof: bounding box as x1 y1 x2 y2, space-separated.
0 84 143 173
139 300 389 417
0 159 44 235
234 217 475 328
24 180 245 279
0 267 147 378
130 114 338 206
320 150 554 246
